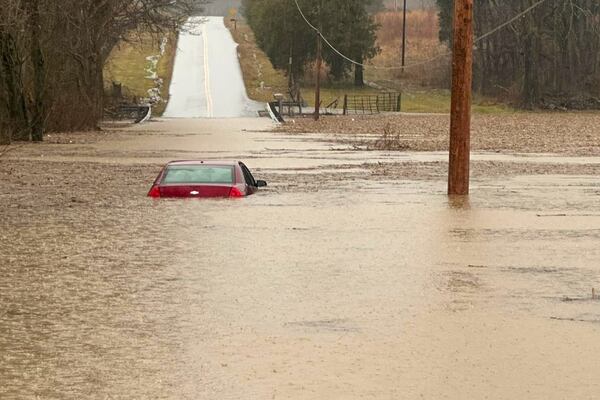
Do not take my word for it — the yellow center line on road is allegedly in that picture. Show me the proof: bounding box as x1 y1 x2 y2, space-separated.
203 24 213 118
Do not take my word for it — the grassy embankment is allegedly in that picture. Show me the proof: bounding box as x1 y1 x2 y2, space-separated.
224 18 288 103
230 9 512 114
104 33 177 116
301 86 513 114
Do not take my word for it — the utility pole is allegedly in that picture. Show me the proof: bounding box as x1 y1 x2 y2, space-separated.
401 0 407 72
448 0 474 195
314 0 322 121
286 3 293 94
288 46 294 92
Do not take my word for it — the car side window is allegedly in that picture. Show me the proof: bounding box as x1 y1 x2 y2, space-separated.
239 163 256 187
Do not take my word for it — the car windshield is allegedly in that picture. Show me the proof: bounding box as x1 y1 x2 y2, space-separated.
162 165 234 184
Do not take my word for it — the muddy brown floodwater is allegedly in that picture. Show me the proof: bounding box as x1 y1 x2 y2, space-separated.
1 117 600 399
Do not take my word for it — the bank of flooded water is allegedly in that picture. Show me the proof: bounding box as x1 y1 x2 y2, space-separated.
1 119 600 399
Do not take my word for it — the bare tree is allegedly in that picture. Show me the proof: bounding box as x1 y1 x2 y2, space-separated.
437 0 600 108
0 0 29 143
0 0 206 142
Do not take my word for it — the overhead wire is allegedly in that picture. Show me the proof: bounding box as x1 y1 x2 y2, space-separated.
474 0 549 43
293 0 551 70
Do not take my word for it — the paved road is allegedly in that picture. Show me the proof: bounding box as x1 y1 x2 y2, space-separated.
163 16 260 118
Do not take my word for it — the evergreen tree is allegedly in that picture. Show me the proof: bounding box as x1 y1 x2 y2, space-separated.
323 0 380 85
435 0 452 43
244 0 379 86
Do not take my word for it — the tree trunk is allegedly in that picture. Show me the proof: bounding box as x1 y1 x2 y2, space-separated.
28 0 45 142
354 63 364 87
0 32 30 140
522 31 539 108
92 56 105 128
0 120 10 145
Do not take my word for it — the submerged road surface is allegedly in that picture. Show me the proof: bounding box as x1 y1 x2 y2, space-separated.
163 17 260 118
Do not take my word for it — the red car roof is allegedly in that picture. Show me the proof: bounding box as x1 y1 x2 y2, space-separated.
166 160 239 166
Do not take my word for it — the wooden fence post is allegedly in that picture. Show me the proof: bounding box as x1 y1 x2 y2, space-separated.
343 95 348 115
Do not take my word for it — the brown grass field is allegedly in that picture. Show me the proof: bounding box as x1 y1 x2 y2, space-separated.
367 9 450 88
225 17 288 103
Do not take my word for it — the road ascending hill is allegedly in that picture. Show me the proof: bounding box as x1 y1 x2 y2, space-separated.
163 16 260 118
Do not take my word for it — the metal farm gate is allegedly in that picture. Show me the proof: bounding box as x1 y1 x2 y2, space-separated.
342 92 401 115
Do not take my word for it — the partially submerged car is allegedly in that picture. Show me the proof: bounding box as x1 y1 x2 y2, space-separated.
148 160 267 198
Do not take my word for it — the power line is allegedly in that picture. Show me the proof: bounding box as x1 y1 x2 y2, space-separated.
293 0 551 71
293 0 367 67
475 0 549 43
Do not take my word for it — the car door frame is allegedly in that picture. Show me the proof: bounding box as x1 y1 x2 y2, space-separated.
239 162 258 195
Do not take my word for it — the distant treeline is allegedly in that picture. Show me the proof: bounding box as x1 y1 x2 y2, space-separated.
0 0 203 144
203 0 242 16
242 0 381 87
384 0 436 10
437 0 600 108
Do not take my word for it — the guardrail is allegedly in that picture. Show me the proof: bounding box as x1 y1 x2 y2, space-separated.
116 104 152 123
266 102 284 123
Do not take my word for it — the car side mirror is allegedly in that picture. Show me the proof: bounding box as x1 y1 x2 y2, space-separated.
255 180 267 188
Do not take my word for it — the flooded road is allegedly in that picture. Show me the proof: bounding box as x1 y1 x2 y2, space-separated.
1 118 600 399
163 17 260 118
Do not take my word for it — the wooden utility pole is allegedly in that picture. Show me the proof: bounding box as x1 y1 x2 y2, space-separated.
448 0 473 195
285 3 293 93
401 0 407 72
288 48 294 91
314 0 323 121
